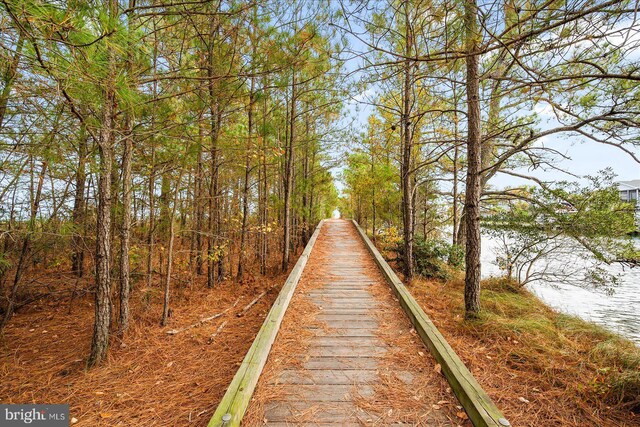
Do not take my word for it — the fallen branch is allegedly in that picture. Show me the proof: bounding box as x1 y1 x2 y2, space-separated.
166 298 240 335
208 320 228 343
236 286 274 317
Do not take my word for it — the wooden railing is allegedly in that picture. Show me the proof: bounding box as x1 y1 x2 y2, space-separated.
207 220 325 427
352 220 511 427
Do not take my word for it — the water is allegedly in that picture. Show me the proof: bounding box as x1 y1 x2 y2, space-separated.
481 234 640 344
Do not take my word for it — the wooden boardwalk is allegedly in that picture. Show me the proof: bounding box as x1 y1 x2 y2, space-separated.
243 220 459 425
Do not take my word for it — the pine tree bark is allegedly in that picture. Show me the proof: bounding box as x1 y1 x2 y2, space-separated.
159 172 171 242
452 82 460 248
301 112 310 243
259 79 269 275
194 120 205 275
88 0 117 367
371 142 377 240
118 119 133 334
238 75 255 281
282 70 296 272
207 106 222 287
161 168 184 326
118 0 136 333
463 0 482 319
146 146 156 288
146 31 159 289
206 14 224 287
71 129 87 277
88 87 115 367
401 3 414 280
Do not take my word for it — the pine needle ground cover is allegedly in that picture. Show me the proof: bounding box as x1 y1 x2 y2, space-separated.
0 272 290 426
408 277 640 427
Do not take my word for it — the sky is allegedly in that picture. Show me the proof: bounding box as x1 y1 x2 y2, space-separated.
490 126 640 189
340 101 640 192
333 9 640 194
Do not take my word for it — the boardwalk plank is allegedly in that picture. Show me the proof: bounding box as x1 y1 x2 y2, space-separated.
316 311 373 316
301 356 379 370
307 345 386 357
240 220 465 427
277 369 377 385
264 402 378 423
278 384 375 402
308 336 384 346
303 328 378 337
317 320 378 329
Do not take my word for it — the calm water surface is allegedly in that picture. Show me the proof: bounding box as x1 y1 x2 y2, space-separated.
481 234 640 344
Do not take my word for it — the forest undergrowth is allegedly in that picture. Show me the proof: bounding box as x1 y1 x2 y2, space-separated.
0 253 296 426
408 275 640 427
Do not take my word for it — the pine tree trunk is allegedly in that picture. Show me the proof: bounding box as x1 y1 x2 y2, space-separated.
118 119 133 334
71 130 87 277
452 143 460 246
463 0 482 319
238 76 255 281
301 113 310 243
161 170 183 326
282 70 296 272
452 83 460 248
146 32 159 289
259 80 269 275
88 88 115 367
401 5 414 280
88 0 118 367
195 120 205 275
146 146 156 288
371 145 376 240
161 215 175 326
207 112 222 286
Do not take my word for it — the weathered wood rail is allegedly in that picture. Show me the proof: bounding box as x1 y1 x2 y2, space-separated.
352 220 511 427
208 219 511 427
207 220 325 427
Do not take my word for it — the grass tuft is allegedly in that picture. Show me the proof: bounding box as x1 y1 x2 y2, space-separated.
408 276 640 425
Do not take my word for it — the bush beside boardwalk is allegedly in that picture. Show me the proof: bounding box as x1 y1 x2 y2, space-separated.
407 276 640 426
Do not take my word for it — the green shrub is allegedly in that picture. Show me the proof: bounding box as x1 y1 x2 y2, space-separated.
413 238 461 280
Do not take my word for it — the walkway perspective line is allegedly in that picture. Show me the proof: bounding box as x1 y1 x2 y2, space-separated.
210 219 510 426
353 220 510 427
243 220 459 425
208 220 325 427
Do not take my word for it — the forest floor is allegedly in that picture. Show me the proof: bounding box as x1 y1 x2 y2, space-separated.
2 250 639 427
408 276 640 427
0 265 293 426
